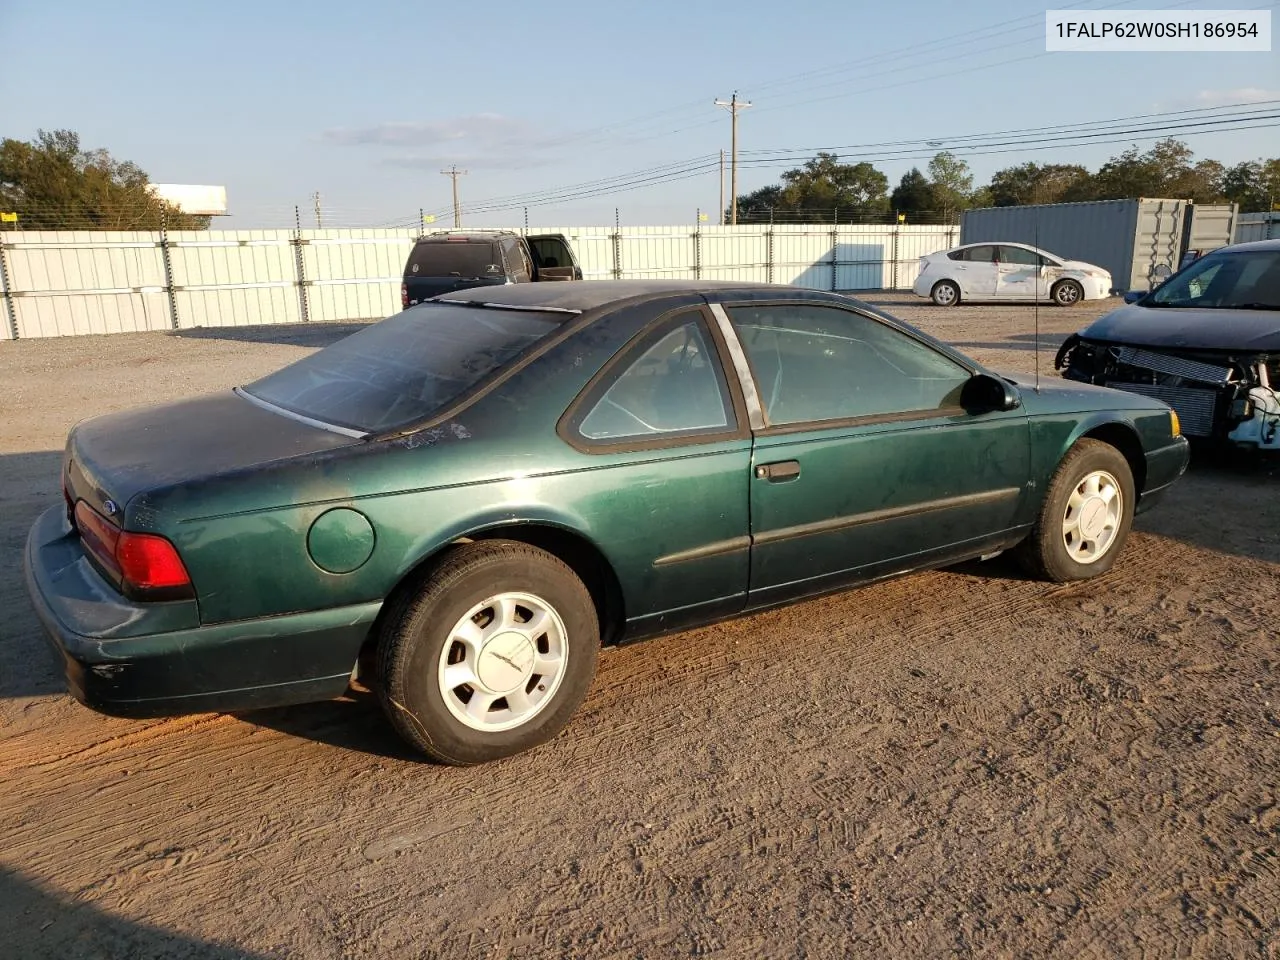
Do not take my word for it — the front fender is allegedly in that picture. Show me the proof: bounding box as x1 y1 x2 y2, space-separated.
1030 411 1145 495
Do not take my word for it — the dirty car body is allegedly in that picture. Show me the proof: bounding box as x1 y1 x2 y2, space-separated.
26 281 1188 760
1057 240 1280 450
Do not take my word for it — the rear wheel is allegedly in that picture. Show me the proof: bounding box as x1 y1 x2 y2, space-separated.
930 280 961 307
376 541 599 764
1015 439 1135 582
1051 279 1083 306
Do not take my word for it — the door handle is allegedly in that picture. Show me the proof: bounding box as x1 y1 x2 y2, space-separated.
755 460 801 482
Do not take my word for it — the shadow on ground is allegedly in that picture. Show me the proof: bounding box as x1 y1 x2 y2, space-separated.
170 321 372 348
1 451 68 700
235 690 421 763
0 866 270 959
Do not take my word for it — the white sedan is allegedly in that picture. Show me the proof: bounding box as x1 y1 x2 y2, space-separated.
913 242 1112 307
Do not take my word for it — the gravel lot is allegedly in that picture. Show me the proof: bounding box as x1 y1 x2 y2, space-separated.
1 293 1277 959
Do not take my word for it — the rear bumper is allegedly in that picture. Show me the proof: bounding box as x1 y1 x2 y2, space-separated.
1136 437 1190 515
24 505 379 718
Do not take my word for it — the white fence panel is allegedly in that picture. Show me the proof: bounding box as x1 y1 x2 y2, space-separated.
836 226 891 290
702 227 769 282
167 230 299 328
4 230 171 337
614 226 698 280
0 224 959 338
303 230 417 322
771 229 839 289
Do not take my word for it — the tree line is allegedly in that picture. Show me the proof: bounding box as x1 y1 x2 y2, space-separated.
733 138 1280 224
0 129 211 230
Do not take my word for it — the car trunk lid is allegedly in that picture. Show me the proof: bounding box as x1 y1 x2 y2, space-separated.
64 390 359 523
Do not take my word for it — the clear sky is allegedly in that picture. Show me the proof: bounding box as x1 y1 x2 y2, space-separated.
2 0 1276 228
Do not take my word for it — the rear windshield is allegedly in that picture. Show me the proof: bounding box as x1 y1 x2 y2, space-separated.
407 241 503 279
242 304 561 433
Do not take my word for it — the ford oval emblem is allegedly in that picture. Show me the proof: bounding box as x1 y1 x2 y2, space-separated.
103 499 118 516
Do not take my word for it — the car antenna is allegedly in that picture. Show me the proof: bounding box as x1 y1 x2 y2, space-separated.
1034 211 1041 394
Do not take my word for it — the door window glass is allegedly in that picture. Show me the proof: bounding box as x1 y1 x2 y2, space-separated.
998 245 1041 266
728 304 971 425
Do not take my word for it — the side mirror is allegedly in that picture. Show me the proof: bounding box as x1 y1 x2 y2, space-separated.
962 372 1021 413
1151 264 1173 283
1123 290 1144 304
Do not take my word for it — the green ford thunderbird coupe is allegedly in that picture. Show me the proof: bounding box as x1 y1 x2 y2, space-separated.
26 281 1189 764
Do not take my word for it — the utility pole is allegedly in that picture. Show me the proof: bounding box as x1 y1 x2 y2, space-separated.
441 166 468 227
719 149 725 226
312 191 322 229
714 92 751 225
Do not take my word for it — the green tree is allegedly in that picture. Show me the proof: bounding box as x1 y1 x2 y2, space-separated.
988 162 1091 206
0 129 211 230
732 152 890 222
1222 159 1280 212
890 167 935 219
926 151 975 220
1065 138 1225 203
733 184 784 222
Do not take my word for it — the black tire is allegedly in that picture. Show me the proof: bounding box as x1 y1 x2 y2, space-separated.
1014 439 1136 583
376 540 599 765
1051 278 1083 306
930 280 961 307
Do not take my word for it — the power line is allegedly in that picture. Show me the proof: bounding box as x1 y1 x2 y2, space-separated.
737 112 1280 170
408 103 1279 220
742 100 1280 157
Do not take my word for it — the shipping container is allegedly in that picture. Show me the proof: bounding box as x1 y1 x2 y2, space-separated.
961 199 1237 292
1234 212 1280 243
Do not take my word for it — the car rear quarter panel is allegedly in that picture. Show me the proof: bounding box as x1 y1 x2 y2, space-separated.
141 293 754 627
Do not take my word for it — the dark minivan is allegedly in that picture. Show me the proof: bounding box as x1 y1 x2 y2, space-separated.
402 231 581 307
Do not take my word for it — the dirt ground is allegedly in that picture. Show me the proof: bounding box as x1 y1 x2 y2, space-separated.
1 294 1276 959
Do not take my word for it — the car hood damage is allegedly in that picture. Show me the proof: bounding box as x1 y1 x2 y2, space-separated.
1056 304 1280 449
1076 303 1280 352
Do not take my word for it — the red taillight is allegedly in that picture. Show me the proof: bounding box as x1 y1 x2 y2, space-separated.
401 282 408 309
73 500 192 598
75 500 121 579
116 532 191 590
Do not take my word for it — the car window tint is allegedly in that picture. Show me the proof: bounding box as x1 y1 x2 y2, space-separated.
528 238 570 269
955 246 996 263
728 304 971 425
578 318 732 442
407 242 503 279
244 304 561 433
999 245 1041 266
1149 250 1280 308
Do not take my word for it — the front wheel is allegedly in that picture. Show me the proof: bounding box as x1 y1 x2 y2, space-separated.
1051 279 1083 306
930 280 961 307
1014 439 1135 582
376 541 599 764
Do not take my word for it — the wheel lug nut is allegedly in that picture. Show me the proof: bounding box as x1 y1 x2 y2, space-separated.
538 684 546 691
